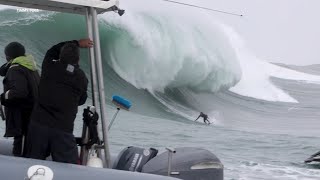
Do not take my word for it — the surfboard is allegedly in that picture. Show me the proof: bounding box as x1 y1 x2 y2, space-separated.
194 120 213 125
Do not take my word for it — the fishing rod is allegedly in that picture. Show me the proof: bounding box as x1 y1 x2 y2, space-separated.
161 0 243 17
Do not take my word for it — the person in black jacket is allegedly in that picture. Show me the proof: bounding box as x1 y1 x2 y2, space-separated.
26 39 91 164
0 42 40 156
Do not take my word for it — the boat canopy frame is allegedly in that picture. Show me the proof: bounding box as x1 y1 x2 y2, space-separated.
0 0 122 168
0 0 119 14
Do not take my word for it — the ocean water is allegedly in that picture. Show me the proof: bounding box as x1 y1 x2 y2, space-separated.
1 3 320 180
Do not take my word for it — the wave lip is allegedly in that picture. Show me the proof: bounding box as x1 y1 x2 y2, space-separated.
102 11 242 93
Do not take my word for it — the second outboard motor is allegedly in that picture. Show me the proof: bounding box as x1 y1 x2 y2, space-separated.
113 146 158 172
142 147 223 180
305 151 320 163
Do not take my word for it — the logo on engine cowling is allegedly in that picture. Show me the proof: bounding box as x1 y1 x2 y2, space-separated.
143 149 150 156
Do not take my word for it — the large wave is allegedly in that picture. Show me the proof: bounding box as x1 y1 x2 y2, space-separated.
101 11 241 93
1 5 320 107
100 6 320 103
1 5 320 134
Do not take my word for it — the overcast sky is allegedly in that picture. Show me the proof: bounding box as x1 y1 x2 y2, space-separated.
122 0 319 65
182 0 320 66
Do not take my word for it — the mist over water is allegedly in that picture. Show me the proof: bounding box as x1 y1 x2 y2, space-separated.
1 3 320 179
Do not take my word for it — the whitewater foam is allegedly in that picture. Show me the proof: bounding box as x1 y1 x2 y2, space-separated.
102 11 241 93
235 161 320 180
222 25 320 103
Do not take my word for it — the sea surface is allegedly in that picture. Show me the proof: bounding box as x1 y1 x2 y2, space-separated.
1 3 320 180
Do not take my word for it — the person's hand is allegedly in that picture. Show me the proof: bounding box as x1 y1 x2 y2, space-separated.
78 39 94 48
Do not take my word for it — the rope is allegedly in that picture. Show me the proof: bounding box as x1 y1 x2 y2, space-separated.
161 0 243 17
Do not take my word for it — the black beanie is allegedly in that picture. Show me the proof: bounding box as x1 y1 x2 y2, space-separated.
60 43 79 64
4 42 25 60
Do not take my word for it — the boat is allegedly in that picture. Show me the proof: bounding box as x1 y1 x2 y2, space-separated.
305 151 320 164
0 1 223 179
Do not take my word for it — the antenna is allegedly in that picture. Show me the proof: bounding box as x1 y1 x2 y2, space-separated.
161 0 243 17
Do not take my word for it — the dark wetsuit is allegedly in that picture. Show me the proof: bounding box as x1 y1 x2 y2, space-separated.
26 41 88 164
195 112 210 124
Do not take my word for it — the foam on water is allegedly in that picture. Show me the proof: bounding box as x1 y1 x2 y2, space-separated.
232 161 320 180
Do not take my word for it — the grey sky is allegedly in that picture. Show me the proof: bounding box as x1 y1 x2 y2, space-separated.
188 0 320 65
123 0 319 65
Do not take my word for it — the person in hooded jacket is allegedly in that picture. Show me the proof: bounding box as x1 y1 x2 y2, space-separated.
0 42 40 156
26 39 91 164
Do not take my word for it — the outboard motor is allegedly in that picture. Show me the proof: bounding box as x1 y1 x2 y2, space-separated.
142 147 223 180
113 146 158 172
